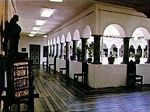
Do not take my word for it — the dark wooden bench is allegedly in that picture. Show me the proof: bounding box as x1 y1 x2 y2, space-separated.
42 61 47 68
59 67 67 75
74 73 84 86
127 60 143 87
48 63 54 72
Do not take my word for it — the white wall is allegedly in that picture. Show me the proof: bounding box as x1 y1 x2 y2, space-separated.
56 58 66 72
88 64 127 88
69 61 82 79
19 35 47 64
100 7 150 37
137 64 150 84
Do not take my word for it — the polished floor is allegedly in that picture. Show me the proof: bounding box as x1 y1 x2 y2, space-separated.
33 67 150 112
1 66 150 112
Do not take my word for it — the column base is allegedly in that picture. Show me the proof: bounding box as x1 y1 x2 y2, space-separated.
145 61 150 64
92 61 102 64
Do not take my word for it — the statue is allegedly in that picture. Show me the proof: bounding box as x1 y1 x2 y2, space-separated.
8 15 22 55
3 15 21 56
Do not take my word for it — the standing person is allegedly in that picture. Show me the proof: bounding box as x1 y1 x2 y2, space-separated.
8 15 21 55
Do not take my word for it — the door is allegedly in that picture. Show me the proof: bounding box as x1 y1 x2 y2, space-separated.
30 44 40 65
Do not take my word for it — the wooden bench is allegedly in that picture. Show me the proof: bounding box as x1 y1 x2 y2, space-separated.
59 67 67 75
42 61 47 68
74 73 84 86
48 63 54 72
127 60 143 87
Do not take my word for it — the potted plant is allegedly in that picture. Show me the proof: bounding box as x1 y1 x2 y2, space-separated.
87 42 94 63
76 47 82 62
134 53 141 64
108 51 115 64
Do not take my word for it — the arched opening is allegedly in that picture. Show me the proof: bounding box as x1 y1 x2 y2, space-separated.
102 24 126 64
52 38 56 56
61 35 65 43
110 44 118 57
66 32 72 42
60 35 66 58
129 45 135 57
137 45 142 58
87 36 94 62
73 29 80 40
103 44 108 57
82 25 92 38
56 36 60 57
119 45 124 57
131 27 150 64
144 45 147 58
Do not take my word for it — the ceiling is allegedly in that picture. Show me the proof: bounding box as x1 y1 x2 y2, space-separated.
16 0 150 37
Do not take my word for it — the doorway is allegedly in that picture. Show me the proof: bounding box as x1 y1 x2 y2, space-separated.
29 44 40 65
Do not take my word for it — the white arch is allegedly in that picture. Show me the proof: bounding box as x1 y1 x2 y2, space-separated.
103 24 125 49
132 27 150 40
103 24 126 37
53 38 56 44
82 25 92 38
60 35 65 43
73 29 80 40
66 32 72 42
103 44 107 49
131 27 149 49
50 39 53 45
56 36 60 44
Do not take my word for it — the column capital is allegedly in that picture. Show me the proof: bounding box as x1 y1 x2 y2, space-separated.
92 35 103 38
80 37 88 40
66 41 70 43
72 40 78 42
122 37 132 39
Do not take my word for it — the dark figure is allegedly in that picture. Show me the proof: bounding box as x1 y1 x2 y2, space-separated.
8 15 21 55
3 21 11 55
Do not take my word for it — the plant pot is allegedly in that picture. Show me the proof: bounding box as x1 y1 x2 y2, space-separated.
108 57 115 64
88 58 92 63
135 58 140 64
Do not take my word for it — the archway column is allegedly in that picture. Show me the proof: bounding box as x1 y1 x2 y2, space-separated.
142 48 144 58
72 40 78 60
108 48 111 57
92 35 102 64
146 40 150 63
52 44 55 57
60 43 64 59
122 37 130 64
56 44 59 58
81 38 87 62
117 47 120 57
66 42 70 60
49 45 52 57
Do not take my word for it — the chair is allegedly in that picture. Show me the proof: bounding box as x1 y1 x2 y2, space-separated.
48 63 54 72
42 61 47 68
74 73 85 86
127 60 143 87
59 67 67 76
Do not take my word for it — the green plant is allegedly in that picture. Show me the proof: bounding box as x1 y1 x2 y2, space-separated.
76 47 82 61
134 53 141 64
87 42 94 58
